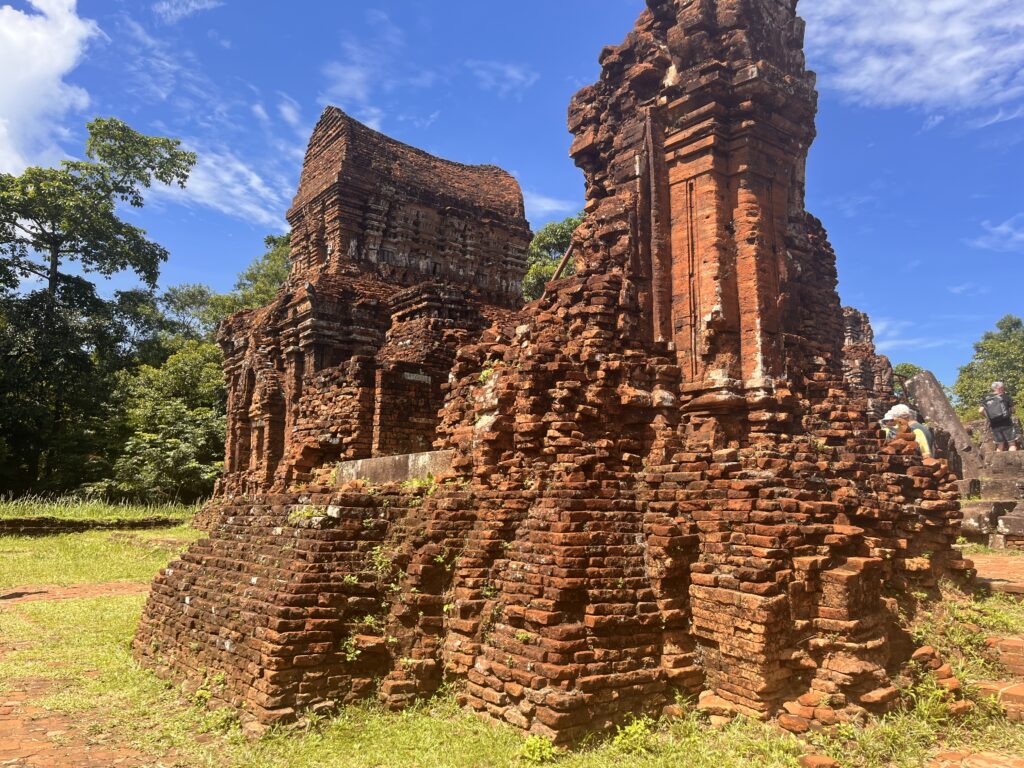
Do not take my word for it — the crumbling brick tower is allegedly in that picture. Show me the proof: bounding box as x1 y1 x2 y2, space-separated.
215 107 530 498
135 0 969 743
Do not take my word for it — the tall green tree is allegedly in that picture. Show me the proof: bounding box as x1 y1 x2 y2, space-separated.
0 118 195 300
95 235 292 500
0 118 195 494
522 213 583 301
953 315 1024 416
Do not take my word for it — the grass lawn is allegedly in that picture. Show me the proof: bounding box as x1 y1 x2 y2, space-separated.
0 496 198 523
0 526 202 588
1 504 1024 767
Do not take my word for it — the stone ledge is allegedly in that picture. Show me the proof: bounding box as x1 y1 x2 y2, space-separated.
0 517 182 536
335 450 455 486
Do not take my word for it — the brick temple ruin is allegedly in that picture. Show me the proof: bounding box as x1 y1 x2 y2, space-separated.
136 0 971 742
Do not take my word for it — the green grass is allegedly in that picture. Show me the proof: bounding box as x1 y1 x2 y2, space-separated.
959 542 1024 558
910 580 1024 681
0 596 808 768
0 526 201 588
0 496 198 523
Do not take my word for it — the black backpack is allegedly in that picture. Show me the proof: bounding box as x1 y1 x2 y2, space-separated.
982 394 1011 421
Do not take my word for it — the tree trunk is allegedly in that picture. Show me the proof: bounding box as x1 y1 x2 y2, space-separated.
47 246 60 297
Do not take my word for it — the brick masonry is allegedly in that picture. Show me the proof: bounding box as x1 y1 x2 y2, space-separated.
136 0 971 742
213 108 531 497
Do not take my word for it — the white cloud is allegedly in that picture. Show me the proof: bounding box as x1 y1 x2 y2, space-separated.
947 282 991 296
871 317 949 353
828 193 879 219
465 60 539 99
802 0 1024 113
277 95 303 129
968 105 1024 129
0 0 99 173
251 103 269 124
110 19 297 229
322 57 374 105
969 214 1024 253
357 106 385 132
319 10 406 130
522 190 578 223
121 17 205 104
155 143 290 230
152 0 223 24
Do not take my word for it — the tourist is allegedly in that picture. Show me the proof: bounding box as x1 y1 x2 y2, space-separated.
979 382 1019 452
880 404 935 458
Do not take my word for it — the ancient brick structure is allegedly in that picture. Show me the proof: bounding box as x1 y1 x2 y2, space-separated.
216 107 530 496
842 308 893 421
136 0 970 743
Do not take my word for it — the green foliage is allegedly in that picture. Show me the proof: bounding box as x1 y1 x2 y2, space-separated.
88 341 226 502
339 635 362 663
953 315 1024 416
0 282 173 493
0 119 195 496
522 213 583 301
200 234 291 325
611 715 655 755
520 735 557 763
477 359 501 385
0 118 194 293
159 283 217 340
0 496 194 523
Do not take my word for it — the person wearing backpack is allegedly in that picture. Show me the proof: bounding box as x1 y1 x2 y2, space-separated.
979 381 1019 452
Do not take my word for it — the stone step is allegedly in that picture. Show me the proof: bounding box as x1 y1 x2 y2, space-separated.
989 452 1024 479
960 501 1019 537
987 637 1024 677
335 450 455 486
975 680 1024 722
977 478 1024 501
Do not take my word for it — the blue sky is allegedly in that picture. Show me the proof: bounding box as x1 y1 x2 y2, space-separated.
1 0 1022 386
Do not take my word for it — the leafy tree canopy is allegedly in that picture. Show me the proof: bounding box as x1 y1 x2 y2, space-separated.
953 315 1024 416
522 213 583 302
89 340 226 502
0 118 195 295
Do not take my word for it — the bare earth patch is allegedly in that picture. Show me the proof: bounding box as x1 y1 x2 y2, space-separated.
0 583 163 768
1 582 149 606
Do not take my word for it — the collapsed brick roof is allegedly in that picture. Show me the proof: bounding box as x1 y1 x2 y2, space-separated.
291 106 526 227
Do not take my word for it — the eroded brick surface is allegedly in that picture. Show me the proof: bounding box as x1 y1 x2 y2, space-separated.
136 0 972 742
210 108 531 500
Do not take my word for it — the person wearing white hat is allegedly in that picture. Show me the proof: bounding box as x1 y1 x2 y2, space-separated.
880 404 934 458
